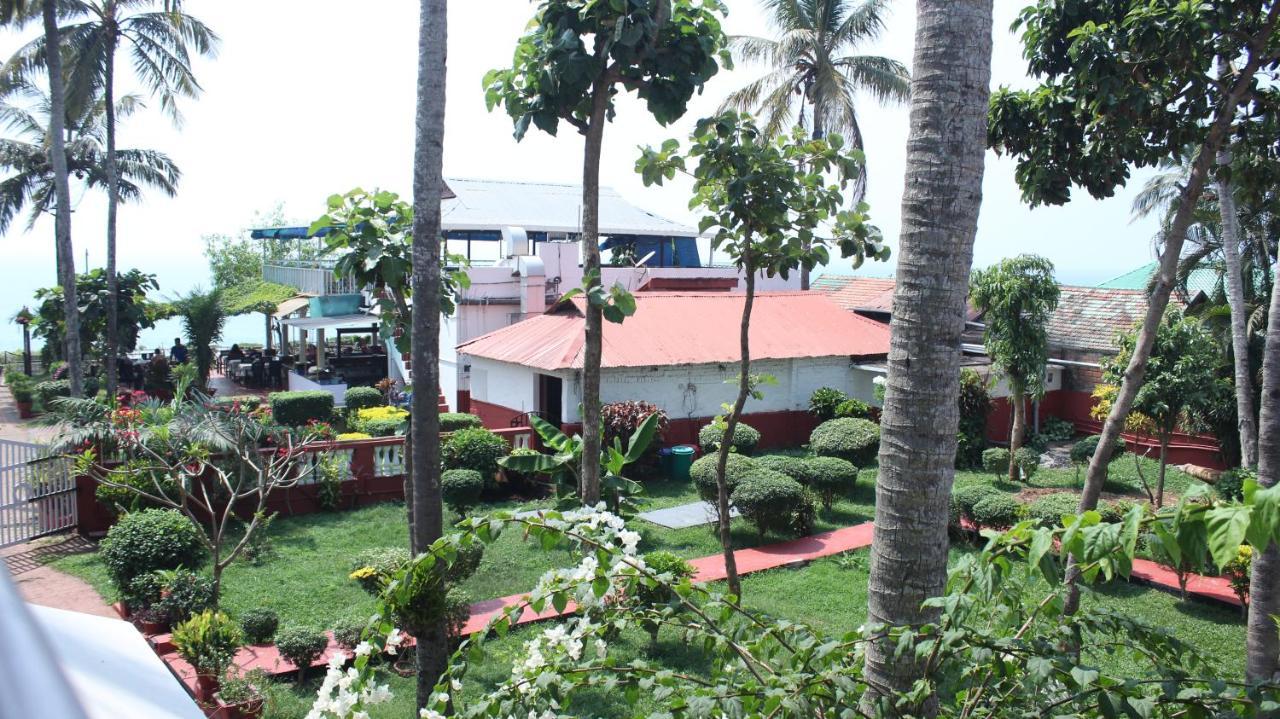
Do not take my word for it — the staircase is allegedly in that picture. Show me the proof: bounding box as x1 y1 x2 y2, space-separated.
390 343 450 413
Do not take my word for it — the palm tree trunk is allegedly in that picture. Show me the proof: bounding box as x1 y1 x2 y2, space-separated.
104 13 120 399
578 76 609 507
410 0 448 707
714 248 754 598
1216 138 1258 467
42 1 82 397
1246 262 1280 682
800 99 824 292
1008 389 1025 483
1066 40 1273 613
861 0 992 710
1156 432 1169 508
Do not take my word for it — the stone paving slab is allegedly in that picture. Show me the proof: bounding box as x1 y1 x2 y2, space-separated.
636 500 739 529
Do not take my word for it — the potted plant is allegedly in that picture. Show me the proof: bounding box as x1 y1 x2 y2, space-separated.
171 610 242 703
135 605 169 635
214 668 267 719
11 380 33 418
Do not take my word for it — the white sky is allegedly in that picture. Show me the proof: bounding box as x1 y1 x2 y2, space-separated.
0 1 1161 349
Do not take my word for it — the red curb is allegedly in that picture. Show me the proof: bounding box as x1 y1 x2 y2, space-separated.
1129 557 1240 607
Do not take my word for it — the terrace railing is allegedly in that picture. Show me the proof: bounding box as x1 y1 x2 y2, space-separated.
263 260 360 296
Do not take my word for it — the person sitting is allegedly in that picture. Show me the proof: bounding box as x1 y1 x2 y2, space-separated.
226 344 244 362
169 337 188 364
145 353 172 399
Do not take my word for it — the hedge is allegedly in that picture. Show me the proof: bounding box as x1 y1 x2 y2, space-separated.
970 494 1021 529
731 469 814 539
803 456 858 509
240 608 279 644
99 509 206 589
951 484 1003 527
1025 493 1079 528
349 406 408 437
698 422 761 456
1070 435 1127 467
343 386 384 413
440 413 484 432
809 418 880 466
690 452 756 503
442 428 509 483
752 455 814 484
269 390 335 427
981 448 1010 477
441 469 485 515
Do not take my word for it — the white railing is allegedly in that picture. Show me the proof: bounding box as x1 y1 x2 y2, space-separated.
264 262 360 296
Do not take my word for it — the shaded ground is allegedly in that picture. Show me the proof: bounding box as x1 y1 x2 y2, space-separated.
1 534 115 618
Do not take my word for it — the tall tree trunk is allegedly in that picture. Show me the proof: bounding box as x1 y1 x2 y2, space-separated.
104 13 120 399
1156 433 1169 508
1067 37 1273 613
1246 261 1280 682
714 250 754 598
1008 389 1025 483
410 0 448 707
800 99 825 292
43 1 82 397
578 77 609 507
1216 137 1258 467
861 0 992 710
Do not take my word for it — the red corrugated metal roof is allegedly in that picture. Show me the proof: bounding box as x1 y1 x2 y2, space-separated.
456 292 891 371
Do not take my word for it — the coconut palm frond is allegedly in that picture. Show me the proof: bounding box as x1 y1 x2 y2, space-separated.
831 0 892 48
727 34 782 66
831 54 910 104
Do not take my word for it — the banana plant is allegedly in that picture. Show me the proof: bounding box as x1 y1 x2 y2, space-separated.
499 410 660 515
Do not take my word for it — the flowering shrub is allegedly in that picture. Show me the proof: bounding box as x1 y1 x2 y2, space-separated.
1224 544 1251 610
336 431 372 441
349 406 408 437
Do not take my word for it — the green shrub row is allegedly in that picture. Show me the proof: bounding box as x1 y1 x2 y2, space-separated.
269 390 335 427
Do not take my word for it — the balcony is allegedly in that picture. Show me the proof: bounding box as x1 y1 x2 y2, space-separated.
263 260 360 296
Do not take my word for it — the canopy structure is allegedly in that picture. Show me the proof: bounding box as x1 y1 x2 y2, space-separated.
272 296 311 319
279 313 379 332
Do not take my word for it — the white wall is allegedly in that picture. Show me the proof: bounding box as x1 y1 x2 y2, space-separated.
556 357 878 424
469 358 537 415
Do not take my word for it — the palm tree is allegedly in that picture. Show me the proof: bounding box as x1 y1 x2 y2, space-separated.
721 0 909 289
0 79 180 241
2 0 217 396
861 0 991 709
174 286 223 390
409 0 449 708
0 0 84 396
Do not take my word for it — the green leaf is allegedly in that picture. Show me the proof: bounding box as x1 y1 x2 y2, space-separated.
623 411 660 465
1247 483 1280 550
1205 505 1251 568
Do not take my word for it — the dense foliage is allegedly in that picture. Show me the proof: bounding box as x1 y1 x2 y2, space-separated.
809 417 880 466
99 508 205 590
32 268 161 359
803 456 858 509
697 421 760 456
442 427 510 484
808 387 846 421
690 452 755 503
274 625 329 682
239 608 278 645
269 391 336 427
342 386 384 414
441 469 484 515
439 412 483 432
956 368 991 469
172 610 241 678
730 469 814 539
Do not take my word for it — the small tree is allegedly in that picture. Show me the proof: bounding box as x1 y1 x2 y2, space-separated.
485 0 730 505
969 254 1060 483
639 112 886 596
52 365 327 601
1102 311 1224 508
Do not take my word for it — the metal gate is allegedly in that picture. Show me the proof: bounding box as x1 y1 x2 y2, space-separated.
0 439 76 548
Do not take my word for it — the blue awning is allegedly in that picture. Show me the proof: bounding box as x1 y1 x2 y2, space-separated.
249 226 338 240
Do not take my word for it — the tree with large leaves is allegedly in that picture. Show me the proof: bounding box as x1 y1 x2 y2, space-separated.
638 112 885 597
970 254 1060 483
32 267 160 362
0 0 83 396
0 79 179 244
987 0 1280 678
485 0 730 505
860 0 993 710
719 0 909 289
1 0 217 397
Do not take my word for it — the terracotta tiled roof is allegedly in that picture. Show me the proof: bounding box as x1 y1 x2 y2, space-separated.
812 275 897 312
456 292 891 371
1046 286 1153 353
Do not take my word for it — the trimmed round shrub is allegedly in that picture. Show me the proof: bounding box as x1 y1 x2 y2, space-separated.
981 448 1010 477
951 483 1003 526
171 610 242 678
698 422 761 456
752 455 814 484
731 469 813 539
211 394 263 412
331 614 366 650
349 547 410 595
440 412 484 432
809 418 880 466
100 509 206 589
441 469 484 515
803 456 858 509
1215 468 1251 502
690 452 756 502
808 387 848 421
834 398 873 420
970 494 1021 529
442 427 510 482
1025 493 1079 528
1013 447 1040 480
269 390 335 427
1070 434 1128 467
240 608 279 645
275 625 329 681
343 386 384 413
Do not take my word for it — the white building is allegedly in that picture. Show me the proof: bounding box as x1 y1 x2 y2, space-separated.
456 292 890 448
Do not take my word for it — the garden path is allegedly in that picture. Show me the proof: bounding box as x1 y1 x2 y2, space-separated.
0 374 55 443
1 535 115 618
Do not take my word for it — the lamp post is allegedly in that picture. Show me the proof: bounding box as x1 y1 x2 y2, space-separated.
13 307 33 376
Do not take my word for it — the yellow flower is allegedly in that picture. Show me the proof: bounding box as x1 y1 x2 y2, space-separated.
349 566 378 580
356 406 409 422
337 432 373 441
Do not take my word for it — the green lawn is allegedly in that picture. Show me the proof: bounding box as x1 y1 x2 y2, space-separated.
48 451 1237 718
